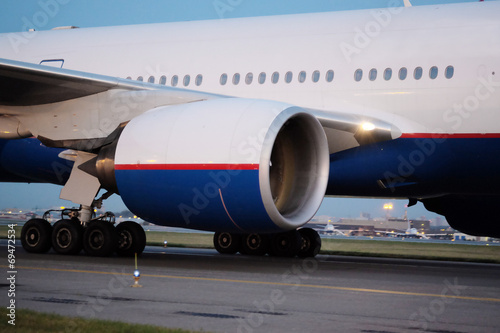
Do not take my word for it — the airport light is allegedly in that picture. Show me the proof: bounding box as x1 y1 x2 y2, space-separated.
131 253 143 288
383 203 393 219
163 240 168 248
132 269 142 288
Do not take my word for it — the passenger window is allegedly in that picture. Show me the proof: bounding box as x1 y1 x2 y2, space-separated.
183 75 190 86
430 66 438 79
137 76 144 82
285 71 293 83
258 72 266 84
126 76 132 80
369 68 377 81
233 73 240 85
414 67 423 80
326 70 334 82
245 72 253 85
354 69 363 82
271 72 279 84
399 68 407 80
384 68 392 81
298 71 306 83
220 73 228 85
445 66 454 79
195 74 203 86
312 70 320 83
159 76 167 85
171 75 178 86
148 76 155 84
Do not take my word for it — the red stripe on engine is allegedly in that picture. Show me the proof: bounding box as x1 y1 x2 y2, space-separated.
115 163 259 171
400 133 500 139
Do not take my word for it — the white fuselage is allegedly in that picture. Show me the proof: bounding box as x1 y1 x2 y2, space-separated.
1 2 500 136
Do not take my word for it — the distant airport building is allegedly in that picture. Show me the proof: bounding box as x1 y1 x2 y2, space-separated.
309 217 432 237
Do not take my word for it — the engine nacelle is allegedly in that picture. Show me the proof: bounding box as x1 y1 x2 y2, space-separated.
111 98 329 232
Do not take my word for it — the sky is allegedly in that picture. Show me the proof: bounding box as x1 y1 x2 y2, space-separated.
0 0 486 221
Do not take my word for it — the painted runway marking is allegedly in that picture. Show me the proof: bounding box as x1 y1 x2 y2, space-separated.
4 265 500 303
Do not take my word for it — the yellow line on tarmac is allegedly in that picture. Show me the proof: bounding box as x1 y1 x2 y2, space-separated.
5 265 500 303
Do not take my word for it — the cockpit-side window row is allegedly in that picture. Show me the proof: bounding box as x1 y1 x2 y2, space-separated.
355 66 454 82
127 66 454 87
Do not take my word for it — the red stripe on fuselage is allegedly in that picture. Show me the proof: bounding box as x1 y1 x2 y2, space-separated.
400 133 500 139
114 163 259 171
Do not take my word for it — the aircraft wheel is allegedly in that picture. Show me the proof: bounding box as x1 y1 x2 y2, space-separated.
21 219 52 253
83 221 118 257
213 232 240 254
269 230 302 257
116 221 146 256
240 233 269 256
52 219 83 255
297 228 321 258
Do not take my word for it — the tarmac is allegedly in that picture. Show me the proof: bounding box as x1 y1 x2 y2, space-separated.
1 240 500 332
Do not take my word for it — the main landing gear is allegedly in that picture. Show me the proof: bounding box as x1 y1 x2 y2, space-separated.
20 207 146 257
213 227 321 258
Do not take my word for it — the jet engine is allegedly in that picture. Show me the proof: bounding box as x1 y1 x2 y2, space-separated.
97 98 329 233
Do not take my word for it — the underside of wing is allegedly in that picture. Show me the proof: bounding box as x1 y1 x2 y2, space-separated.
0 58 217 107
0 58 136 106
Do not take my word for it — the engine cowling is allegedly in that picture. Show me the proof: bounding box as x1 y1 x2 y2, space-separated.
109 98 329 233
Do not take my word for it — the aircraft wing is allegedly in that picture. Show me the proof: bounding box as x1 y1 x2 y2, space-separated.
0 58 218 107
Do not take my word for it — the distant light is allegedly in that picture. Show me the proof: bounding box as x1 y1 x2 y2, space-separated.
133 270 140 277
60 206 65 210
361 122 376 131
133 216 137 219
383 203 393 210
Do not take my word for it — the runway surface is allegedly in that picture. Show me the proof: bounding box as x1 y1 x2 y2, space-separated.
1 240 500 333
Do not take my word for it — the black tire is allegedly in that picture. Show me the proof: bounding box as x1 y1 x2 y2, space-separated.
213 232 240 254
269 230 302 257
116 221 146 257
240 233 269 256
83 221 118 257
52 219 84 255
298 228 322 258
21 219 52 253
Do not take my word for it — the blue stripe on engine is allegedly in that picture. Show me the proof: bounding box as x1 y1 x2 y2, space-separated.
115 168 280 232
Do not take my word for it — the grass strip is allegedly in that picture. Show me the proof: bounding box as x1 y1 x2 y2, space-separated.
0 308 199 333
320 238 500 263
145 230 213 248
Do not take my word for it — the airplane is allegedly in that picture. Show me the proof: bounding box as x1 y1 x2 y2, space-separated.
1 1 499 259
